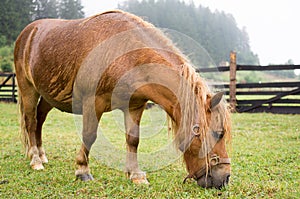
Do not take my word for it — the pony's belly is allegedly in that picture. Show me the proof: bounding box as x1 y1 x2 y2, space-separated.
45 96 74 113
34 77 76 113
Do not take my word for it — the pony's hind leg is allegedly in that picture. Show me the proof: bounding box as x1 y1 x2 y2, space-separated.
19 87 44 170
124 105 149 184
36 97 53 164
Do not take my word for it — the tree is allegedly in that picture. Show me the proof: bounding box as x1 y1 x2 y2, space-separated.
32 0 85 20
59 0 85 19
0 45 14 72
286 59 294 65
32 0 59 20
0 35 7 47
119 0 259 65
0 0 33 46
0 0 85 47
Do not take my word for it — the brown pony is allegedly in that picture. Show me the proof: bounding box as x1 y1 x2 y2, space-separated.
14 10 231 189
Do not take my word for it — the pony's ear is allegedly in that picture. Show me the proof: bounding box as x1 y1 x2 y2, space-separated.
210 92 225 109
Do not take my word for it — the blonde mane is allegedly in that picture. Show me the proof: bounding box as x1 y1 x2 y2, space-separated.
168 63 211 147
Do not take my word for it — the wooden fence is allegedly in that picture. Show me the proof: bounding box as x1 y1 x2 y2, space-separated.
0 73 17 103
198 52 300 114
1 53 300 113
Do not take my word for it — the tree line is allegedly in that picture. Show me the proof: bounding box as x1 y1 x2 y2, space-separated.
119 0 260 65
0 0 84 72
0 0 84 46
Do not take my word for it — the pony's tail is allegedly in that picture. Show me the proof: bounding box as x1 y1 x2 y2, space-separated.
18 94 30 156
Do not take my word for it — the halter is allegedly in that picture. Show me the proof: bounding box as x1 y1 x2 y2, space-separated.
183 124 231 183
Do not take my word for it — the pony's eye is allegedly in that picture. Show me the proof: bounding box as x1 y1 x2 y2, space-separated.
212 131 224 140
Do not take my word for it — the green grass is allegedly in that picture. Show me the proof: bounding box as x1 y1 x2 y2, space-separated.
0 103 299 198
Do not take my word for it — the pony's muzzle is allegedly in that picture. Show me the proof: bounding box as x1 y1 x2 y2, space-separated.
197 173 230 189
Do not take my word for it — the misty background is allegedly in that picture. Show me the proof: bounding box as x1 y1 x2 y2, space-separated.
0 0 299 82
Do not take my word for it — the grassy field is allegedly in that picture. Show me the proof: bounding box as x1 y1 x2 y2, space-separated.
0 102 299 198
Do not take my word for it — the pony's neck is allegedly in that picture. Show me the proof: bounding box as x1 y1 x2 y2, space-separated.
145 63 208 130
147 83 182 126
146 63 209 145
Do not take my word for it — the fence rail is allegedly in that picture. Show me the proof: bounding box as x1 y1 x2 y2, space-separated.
200 52 300 114
0 73 17 103
199 64 300 73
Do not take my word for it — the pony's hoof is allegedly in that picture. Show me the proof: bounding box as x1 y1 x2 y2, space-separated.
40 155 49 164
132 178 150 184
76 173 94 181
31 163 44 170
129 172 150 185
29 152 44 170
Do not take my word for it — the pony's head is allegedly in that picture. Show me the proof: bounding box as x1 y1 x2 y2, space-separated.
181 92 231 189
172 64 231 189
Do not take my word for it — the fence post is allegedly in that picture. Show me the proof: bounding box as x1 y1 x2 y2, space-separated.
229 51 237 112
12 73 16 102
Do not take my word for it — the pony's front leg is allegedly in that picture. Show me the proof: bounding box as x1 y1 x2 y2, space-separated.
124 106 149 184
75 99 102 181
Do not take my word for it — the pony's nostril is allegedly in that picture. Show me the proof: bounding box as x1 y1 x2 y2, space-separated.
225 174 230 184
